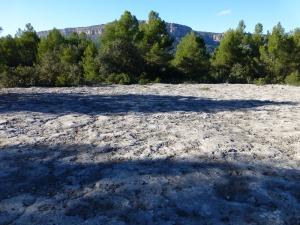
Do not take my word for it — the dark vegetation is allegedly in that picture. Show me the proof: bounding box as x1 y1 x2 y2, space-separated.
1 11 300 87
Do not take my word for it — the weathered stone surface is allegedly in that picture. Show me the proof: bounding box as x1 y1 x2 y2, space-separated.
0 84 299 224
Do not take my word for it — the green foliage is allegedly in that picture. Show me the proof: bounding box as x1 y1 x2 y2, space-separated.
228 63 248 83
66 32 80 46
15 23 40 66
285 71 300 86
83 42 99 83
118 73 131 85
139 11 173 51
0 68 15 87
106 73 131 85
253 77 267 86
172 32 210 82
36 50 64 86
211 21 273 83
211 27 244 80
260 23 294 83
138 78 150 85
55 63 83 87
0 24 39 68
154 77 161 83
101 11 140 46
37 28 65 62
289 29 300 74
0 66 38 87
98 39 144 78
34 28 92 86
138 73 150 85
244 23 266 81
98 11 143 79
2 12 300 87
138 11 173 79
60 45 80 65
211 20 264 83
0 35 20 67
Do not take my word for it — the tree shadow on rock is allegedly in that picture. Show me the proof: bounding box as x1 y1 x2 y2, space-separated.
0 92 297 115
0 144 299 224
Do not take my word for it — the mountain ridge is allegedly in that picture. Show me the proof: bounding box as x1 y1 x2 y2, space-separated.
37 22 223 53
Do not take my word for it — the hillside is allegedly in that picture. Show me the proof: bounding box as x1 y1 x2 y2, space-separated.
37 22 223 53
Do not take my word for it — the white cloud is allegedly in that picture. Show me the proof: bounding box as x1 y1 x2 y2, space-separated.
218 9 232 16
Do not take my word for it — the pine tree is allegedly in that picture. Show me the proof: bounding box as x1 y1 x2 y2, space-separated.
82 41 98 83
15 24 40 66
260 22 293 82
98 11 143 80
138 11 173 79
172 32 210 82
0 35 20 67
212 20 254 83
37 28 65 62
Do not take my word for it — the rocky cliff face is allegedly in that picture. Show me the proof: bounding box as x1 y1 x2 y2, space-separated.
37 22 223 53
166 23 223 53
37 24 107 42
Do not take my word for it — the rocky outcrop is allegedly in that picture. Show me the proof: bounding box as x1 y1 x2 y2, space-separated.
168 23 192 39
1 84 299 224
37 24 106 37
37 22 223 53
167 23 222 42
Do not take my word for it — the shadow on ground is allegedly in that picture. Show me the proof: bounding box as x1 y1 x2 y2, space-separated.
0 91 299 224
0 144 299 224
0 92 297 114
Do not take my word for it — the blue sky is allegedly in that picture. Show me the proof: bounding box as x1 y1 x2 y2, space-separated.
1 0 300 36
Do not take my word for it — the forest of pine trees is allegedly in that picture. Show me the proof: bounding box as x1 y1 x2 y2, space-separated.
1 10 300 87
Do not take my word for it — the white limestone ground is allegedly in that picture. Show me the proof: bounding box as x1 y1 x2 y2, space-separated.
0 84 299 225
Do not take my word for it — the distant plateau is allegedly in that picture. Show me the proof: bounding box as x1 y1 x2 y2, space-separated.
37 21 223 53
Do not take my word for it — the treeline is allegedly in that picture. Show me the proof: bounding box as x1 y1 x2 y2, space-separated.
1 11 300 87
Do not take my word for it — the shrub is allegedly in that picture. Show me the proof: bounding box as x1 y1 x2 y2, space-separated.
153 77 161 83
138 78 149 85
0 66 38 87
253 77 267 86
138 73 150 85
228 63 247 83
0 68 15 87
118 73 131 85
106 73 131 85
36 52 63 86
285 71 300 86
55 64 83 87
